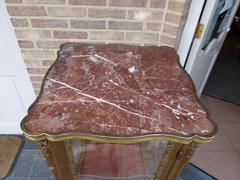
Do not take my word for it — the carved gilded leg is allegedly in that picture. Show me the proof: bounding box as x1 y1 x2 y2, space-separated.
165 142 198 180
154 142 183 180
154 142 197 180
64 140 77 175
76 147 85 176
39 140 75 180
38 140 61 179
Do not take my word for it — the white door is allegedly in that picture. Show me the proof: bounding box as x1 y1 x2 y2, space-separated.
183 0 240 96
0 1 35 134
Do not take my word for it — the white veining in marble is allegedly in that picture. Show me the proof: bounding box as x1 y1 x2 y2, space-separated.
24 44 214 137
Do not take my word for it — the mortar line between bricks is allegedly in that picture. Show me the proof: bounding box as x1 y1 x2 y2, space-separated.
15 27 153 31
21 40 160 45
86 6 89 20
158 0 169 46
123 31 126 41
15 28 161 33
163 22 181 27
66 19 71 29
161 42 174 47
165 10 182 15
22 41 161 47
22 41 157 48
161 32 178 38
6 4 174 11
7 4 183 16
146 0 150 8
14 17 166 23
19 40 133 45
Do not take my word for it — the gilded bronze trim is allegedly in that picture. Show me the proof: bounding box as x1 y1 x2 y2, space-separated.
21 124 216 144
38 140 50 158
165 142 198 179
76 141 85 176
185 142 198 161
64 141 77 175
154 142 177 180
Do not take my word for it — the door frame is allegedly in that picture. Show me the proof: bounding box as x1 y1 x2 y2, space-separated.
177 0 206 66
177 0 240 95
0 1 35 134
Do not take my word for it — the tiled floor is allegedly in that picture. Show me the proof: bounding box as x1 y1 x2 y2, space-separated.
190 95 240 180
5 140 215 180
5 141 54 180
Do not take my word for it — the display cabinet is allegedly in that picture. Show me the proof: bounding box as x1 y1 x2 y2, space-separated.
21 44 217 180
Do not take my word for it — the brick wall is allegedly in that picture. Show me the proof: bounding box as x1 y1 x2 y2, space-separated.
6 0 191 94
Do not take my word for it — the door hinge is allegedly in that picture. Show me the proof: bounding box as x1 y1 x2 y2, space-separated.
194 23 204 39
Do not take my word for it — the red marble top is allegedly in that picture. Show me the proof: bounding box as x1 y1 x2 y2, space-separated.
22 44 215 138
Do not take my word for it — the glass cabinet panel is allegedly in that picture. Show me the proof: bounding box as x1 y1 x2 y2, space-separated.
69 140 168 180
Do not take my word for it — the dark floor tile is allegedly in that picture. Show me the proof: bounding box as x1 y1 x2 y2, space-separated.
179 164 217 180
30 153 53 179
21 149 41 156
7 153 35 179
5 178 28 180
5 137 218 180
23 139 39 150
